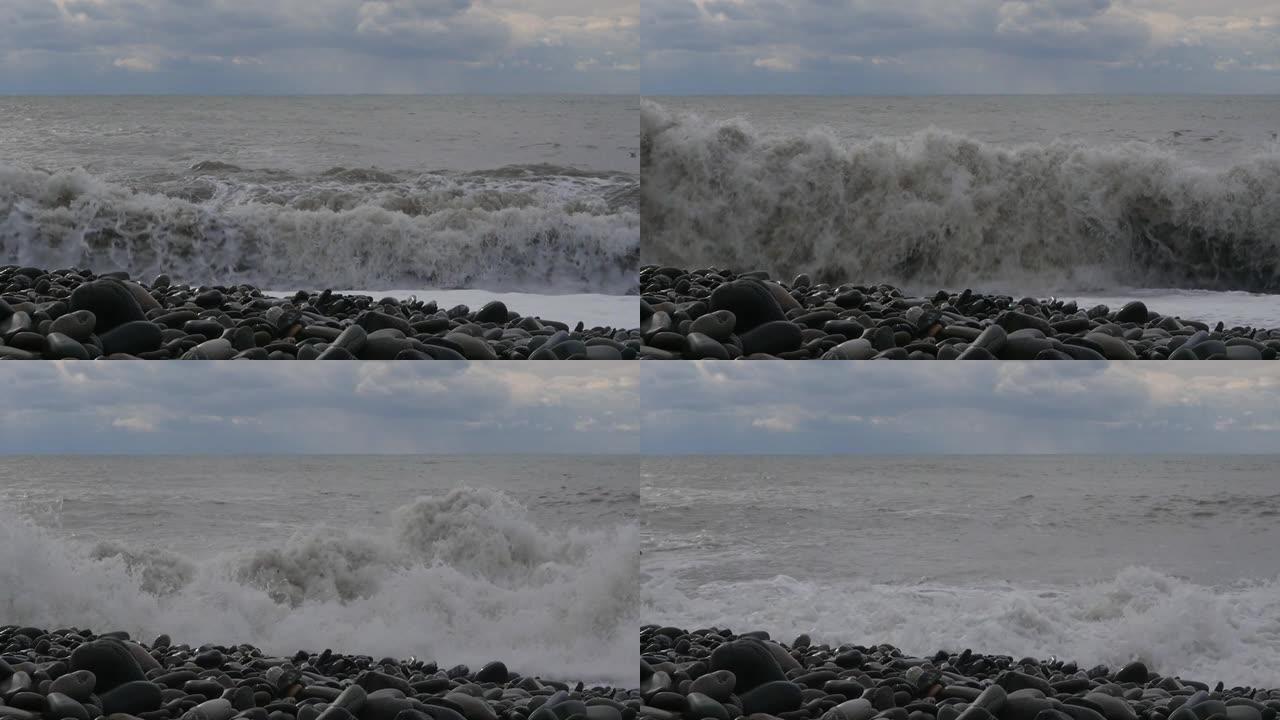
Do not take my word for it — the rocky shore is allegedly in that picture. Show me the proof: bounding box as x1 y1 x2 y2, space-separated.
0 627 636 720
640 267 1280 360
639 625 1278 720
0 267 638 360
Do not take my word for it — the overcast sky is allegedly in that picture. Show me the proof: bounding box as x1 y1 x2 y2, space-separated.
644 0 1280 94
0 0 638 94
0 363 639 453
639 363 1280 454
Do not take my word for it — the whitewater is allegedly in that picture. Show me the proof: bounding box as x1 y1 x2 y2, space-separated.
642 97 1280 322
642 455 1280 687
0 96 639 322
0 456 638 686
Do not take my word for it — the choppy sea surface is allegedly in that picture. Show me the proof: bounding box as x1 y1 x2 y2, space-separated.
642 455 1280 686
1 96 640 300
642 96 1280 324
0 455 638 685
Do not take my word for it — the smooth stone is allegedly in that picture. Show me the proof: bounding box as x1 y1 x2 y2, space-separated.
475 301 509 324
1082 693 1137 720
331 325 368 353
194 289 224 308
442 693 497 720
45 332 90 359
69 638 146 693
444 333 498 360
183 698 235 720
70 279 146 332
1084 332 1138 360
997 311 1053 336
690 310 737 342
50 670 97 702
181 338 235 360
46 693 91 720
50 310 97 341
709 279 786 333
709 638 785 693
834 699 876 720
101 321 163 356
1115 301 1149 324
0 310 32 337
101 681 163 715
971 324 1007 352
821 338 875 360
333 685 367 712
359 695 413 720
741 321 802 356
739 681 801 716
689 670 736 703
1113 662 1148 684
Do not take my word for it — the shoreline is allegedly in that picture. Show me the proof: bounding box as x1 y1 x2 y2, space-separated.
640 625 1278 720
640 266 1280 360
0 267 639 360
0 627 636 720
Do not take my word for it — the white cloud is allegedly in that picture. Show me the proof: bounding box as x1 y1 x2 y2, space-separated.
112 415 156 432
112 56 156 72
1 0 638 92
643 0 1280 93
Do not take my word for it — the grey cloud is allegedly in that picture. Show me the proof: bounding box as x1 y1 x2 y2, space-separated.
643 0 1279 93
0 363 639 454
0 0 637 93
637 363 1280 454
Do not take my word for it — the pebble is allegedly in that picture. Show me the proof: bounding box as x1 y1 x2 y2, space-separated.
0 266 637 360
0 627 635 720
641 625 1280 720
640 266 1280 359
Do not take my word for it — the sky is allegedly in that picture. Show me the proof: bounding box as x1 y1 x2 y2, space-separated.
0 363 639 453
638 363 1280 454
644 0 1280 94
0 0 639 94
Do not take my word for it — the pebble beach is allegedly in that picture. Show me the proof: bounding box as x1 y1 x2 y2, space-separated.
0 267 639 360
0 628 637 720
640 266 1280 360
640 626 1278 720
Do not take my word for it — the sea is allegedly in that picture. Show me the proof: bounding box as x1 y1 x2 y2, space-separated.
641 455 1280 687
0 96 639 327
0 455 638 685
641 96 1280 327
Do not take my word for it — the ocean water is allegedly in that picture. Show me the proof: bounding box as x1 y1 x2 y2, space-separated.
642 96 1280 325
0 96 640 301
0 455 638 685
642 455 1280 686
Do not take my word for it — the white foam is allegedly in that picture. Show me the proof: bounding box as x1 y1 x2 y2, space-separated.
0 164 638 294
644 567 1280 687
0 488 637 685
641 100 1280 295
264 290 637 329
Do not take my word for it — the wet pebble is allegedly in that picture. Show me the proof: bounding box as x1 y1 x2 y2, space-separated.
0 266 637 360
640 266 1280 359
640 625 1280 720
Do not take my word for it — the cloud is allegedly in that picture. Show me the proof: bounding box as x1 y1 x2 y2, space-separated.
0 0 638 93
112 56 156 72
0 362 640 454
638 363 1280 454
643 0 1280 93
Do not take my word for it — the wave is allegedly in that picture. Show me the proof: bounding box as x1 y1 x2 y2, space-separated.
642 565 1280 687
640 100 1280 294
0 487 638 685
0 163 639 293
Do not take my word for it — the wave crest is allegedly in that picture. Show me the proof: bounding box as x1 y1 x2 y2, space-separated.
1 164 639 293
0 487 637 684
640 100 1280 294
